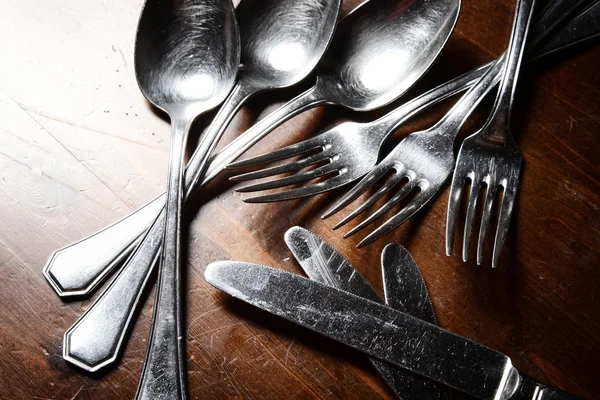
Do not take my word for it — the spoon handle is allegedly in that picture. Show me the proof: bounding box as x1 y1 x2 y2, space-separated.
135 118 189 400
184 81 256 195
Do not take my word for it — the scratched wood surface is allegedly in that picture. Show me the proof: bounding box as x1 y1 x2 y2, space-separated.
0 0 598 398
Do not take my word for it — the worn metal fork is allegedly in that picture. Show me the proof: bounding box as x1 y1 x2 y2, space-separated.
446 0 536 268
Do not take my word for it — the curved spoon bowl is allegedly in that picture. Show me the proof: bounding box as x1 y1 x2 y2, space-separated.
237 0 340 89
134 0 240 120
317 0 461 110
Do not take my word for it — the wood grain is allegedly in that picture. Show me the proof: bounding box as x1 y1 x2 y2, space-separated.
0 0 598 399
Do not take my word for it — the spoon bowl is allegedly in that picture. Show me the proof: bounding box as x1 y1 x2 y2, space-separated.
135 0 240 120
237 0 340 89
316 0 462 110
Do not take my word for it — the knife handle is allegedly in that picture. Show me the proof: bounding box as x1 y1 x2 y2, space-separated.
513 375 582 400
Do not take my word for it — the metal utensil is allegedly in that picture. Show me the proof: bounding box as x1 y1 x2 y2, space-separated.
60 0 239 396
61 0 340 374
446 0 536 268
133 2 240 399
44 0 596 297
284 227 463 399
44 0 459 299
225 0 594 204
322 0 546 250
205 262 580 400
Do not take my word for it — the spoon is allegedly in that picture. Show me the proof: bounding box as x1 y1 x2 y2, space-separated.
45 0 460 299
132 1 240 399
60 0 340 375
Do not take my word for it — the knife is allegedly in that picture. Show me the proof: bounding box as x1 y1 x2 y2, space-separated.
284 227 465 399
205 262 580 400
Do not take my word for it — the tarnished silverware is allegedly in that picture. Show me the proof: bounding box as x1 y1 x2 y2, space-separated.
205 0 461 183
324 0 580 249
45 0 340 298
446 0 537 268
132 1 240 399
225 0 594 204
62 0 240 390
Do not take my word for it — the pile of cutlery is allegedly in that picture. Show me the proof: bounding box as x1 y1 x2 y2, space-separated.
40 0 599 398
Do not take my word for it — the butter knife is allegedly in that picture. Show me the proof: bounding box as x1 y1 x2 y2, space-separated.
284 227 464 399
205 262 580 400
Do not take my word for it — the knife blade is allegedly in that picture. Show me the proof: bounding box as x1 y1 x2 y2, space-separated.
205 261 579 400
284 226 466 399
380 244 436 324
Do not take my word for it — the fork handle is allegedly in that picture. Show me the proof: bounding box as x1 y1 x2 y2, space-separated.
485 0 537 140
527 0 592 50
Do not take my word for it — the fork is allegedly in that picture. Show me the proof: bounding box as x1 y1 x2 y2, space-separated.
446 0 537 268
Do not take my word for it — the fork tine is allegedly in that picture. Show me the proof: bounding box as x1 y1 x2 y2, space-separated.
322 163 398 219
229 153 329 182
356 192 425 248
333 171 406 230
237 164 333 193
243 175 348 203
462 179 482 262
491 178 519 268
476 183 498 265
343 177 416 238
226 141 321 169
446 173 467 257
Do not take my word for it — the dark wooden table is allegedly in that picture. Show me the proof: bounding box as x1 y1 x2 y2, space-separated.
0 0 598 398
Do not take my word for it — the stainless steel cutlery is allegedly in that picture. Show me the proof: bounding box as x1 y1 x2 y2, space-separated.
284 227 463 399
44 0 459 300
227 0 595 260
132 1 240 398
39 0 598 397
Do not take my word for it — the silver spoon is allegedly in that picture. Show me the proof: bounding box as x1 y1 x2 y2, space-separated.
60 0 340 375
132 1 239 399
45 0 460 299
